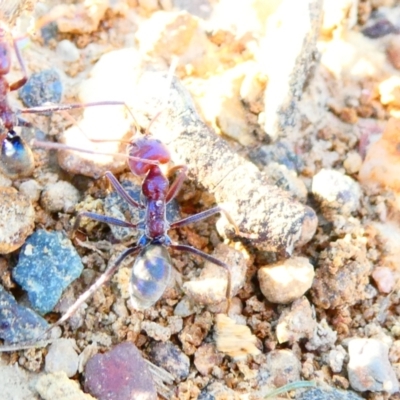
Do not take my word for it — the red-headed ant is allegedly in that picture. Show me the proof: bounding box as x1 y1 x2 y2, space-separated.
46 118 239 332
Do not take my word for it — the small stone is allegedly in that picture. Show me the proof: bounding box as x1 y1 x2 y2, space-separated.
276 297 317 344
362 19 397 38
359 118 400 212
194 343 223 376
306 318 337 352
174 296 197 317
296 387 363 400
147 341 190 381
379 76 400 107
263 349 301 388
348 338 399 394
0 357 37 399
387 36 400 70
12 230 84 314
40 181 80 213
0 284 49 343
183 244 247 306
343 152 362 175
19 69 63 108
325 346 347 373
45 339 79 378
36 371 95 400
258 256 314 304
56 39 80 63
198 381 239 400
214 314 260 359
312 169 362 217
372 266 395 294
0 187 35 254
141 321 171 342
84 342 157 400
18 179 42 203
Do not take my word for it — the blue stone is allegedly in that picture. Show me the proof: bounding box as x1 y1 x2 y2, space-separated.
13 230 84 314
18 69 63 108
0 284 49 343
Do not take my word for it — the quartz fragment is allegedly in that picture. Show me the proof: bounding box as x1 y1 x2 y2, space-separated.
84 342 157 400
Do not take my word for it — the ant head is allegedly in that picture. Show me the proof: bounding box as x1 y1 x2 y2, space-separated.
127 137 170 177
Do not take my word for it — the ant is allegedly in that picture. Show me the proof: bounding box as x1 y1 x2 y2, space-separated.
45 116 240 332
0 22 35 179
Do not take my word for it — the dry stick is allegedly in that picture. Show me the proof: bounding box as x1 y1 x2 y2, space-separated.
132 72 317 255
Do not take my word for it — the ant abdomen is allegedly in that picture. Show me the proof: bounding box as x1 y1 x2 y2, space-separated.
129 244 172 310
0 130 34 179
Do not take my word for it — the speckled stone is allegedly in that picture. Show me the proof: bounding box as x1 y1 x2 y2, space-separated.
297 387 363 400
0 187 35 254
40 181 80 213
84 342 157 400
0 284 49 343
19 69 63 108
12 230 84 314
45 339 79 378
148 341 190 381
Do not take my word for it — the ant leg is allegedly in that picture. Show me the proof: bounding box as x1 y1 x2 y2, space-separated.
105 171 145 210
171 244 232 313
9 38 28 91
169 205 239 235
166 165 187 203
72 211 138 239
42 245 142 335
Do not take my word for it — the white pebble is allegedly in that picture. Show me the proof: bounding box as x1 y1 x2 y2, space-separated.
41 181 80 213
56 39 80 62
45 339 79 378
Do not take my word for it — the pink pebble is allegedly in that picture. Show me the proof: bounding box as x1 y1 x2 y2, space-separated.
372 266 394 293
84 342 157 400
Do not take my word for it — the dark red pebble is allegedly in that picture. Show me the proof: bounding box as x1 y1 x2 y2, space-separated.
84 342 157 400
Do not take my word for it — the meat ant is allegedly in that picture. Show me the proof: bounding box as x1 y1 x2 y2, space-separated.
0 22 35 179
45 114 240 333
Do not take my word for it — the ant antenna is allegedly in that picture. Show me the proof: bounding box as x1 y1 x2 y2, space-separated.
145 56 179 136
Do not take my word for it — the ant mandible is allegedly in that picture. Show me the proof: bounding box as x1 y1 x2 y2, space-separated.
0 22 35 179
43 106 240 333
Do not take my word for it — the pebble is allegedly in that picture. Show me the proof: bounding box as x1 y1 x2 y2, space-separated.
0 357 37 399
174 296 197 317
372 266 395 294
36 371 95 400
84 342 157 400
276 297 317 344
18 69 63 108
45 338 80 378
258 256 315 304
359 118 400 212
0 187 35 254
57 48 142 178
312 237 372 309
198 381 238 400
18 179 42 203
312 168 362 217
147 341 190 381
214 314 260 359
194 343 223 376
263 349 301 387
343 152 362 175
40 180 80 213
306 318 337 352
378 76 400 107
362 19 397 38
56 39 80 63
12 229 84 314
387 35 400 70
296 387 363 400
348 338 399 394
325 346 347 373
0 284 49 343
183 244 247 306
141 321 171 342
